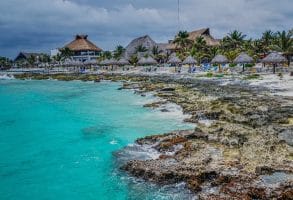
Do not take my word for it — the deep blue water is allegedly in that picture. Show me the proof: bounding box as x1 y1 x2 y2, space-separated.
0 79 194 200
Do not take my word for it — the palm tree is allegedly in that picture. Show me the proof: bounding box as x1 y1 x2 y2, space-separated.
222 30 246 50
129 55 139 66
40 54 51 63
289 29 293 36
60 47 73 60
271 30 293 65
261 30 275 47
27 55 36 67
0 57 12 70
152 46 164 63
193 36 207 51
113 45 125 59
52 53 62 63
173 31 192 53
99 51 112 61
208 46 220 60
135 45 148 53
191 36 210 63
225 50 240 62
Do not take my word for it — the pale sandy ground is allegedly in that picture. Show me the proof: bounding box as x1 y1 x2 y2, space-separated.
248 74 293 97
1 67 293 97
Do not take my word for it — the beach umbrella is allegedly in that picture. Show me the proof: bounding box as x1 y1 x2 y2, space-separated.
167 56 182 64
108 58 117 66
167 55 182 73
234 52 254 72
100 59 109 66
211 54 228 72
84 59 98 66
183 56 197 65
144 57 158 65
117 58 130 66
138 56 157 67
211 54 229 64
261 52 287 74
137 57 146 65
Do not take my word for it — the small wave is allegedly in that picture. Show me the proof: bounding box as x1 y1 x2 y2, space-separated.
114 143 161 165
0 74 15 80
110 139 118 145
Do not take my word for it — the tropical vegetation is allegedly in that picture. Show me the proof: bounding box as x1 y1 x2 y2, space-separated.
172 29 293 65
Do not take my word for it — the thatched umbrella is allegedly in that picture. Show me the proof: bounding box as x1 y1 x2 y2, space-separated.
183 55 197 73
234 52 254 72
145 57 158 65
168 56 182 65
108 58 118 70
84 59 98 65
108 58 117 66
183 55 197 65
211 54 228 72
100 59 109 66
117 58 130 66
168 55 182 73
262 52 287 74
138 57 157 65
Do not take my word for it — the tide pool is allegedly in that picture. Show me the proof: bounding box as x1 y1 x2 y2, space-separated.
0 79 194 200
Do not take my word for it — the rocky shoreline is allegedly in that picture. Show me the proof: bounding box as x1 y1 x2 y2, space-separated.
14 73 293 199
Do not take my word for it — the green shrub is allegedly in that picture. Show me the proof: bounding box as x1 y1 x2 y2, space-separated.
206 72 213 77
244 63 254 68
215 74 224 78
244 74 260 80
229 63 237 67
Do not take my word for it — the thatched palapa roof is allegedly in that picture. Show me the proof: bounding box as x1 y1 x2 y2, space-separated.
183 56 197 65
100 59 110 65
167 28 220 50
138 57 157 65
211 54 229 64
168 55 182 64
14 52 44 61
234 52 254 64
125 35 157 56
64 35 102 52
261 52 287 63
117 58 130 66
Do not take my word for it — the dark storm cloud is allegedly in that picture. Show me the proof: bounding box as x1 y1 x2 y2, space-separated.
0 0 292 58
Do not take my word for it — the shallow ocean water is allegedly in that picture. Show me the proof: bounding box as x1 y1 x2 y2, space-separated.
0 79 194 200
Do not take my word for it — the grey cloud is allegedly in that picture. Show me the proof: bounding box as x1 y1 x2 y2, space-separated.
0 0 292 58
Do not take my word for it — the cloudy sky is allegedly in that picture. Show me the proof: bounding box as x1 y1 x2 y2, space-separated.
0 0 292 58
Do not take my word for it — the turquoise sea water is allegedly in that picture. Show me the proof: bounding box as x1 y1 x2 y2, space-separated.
0 79 194 200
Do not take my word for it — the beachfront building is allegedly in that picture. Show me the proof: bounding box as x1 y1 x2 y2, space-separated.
63 35 102 62
124 35 167 58
166 28 220 52
14 52 44 62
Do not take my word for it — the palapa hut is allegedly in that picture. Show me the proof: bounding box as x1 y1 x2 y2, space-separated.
64 35 102 62
167 28 220 52
14 52 45 63
125 35 157 57
138 56 157 65
100 59 109 66
168 55 182 64
261 52 287 74
183 55 198 73
234 52 254 72
168 55 182 72
183 56 197 65
117 58 130 66
211 54 229 72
